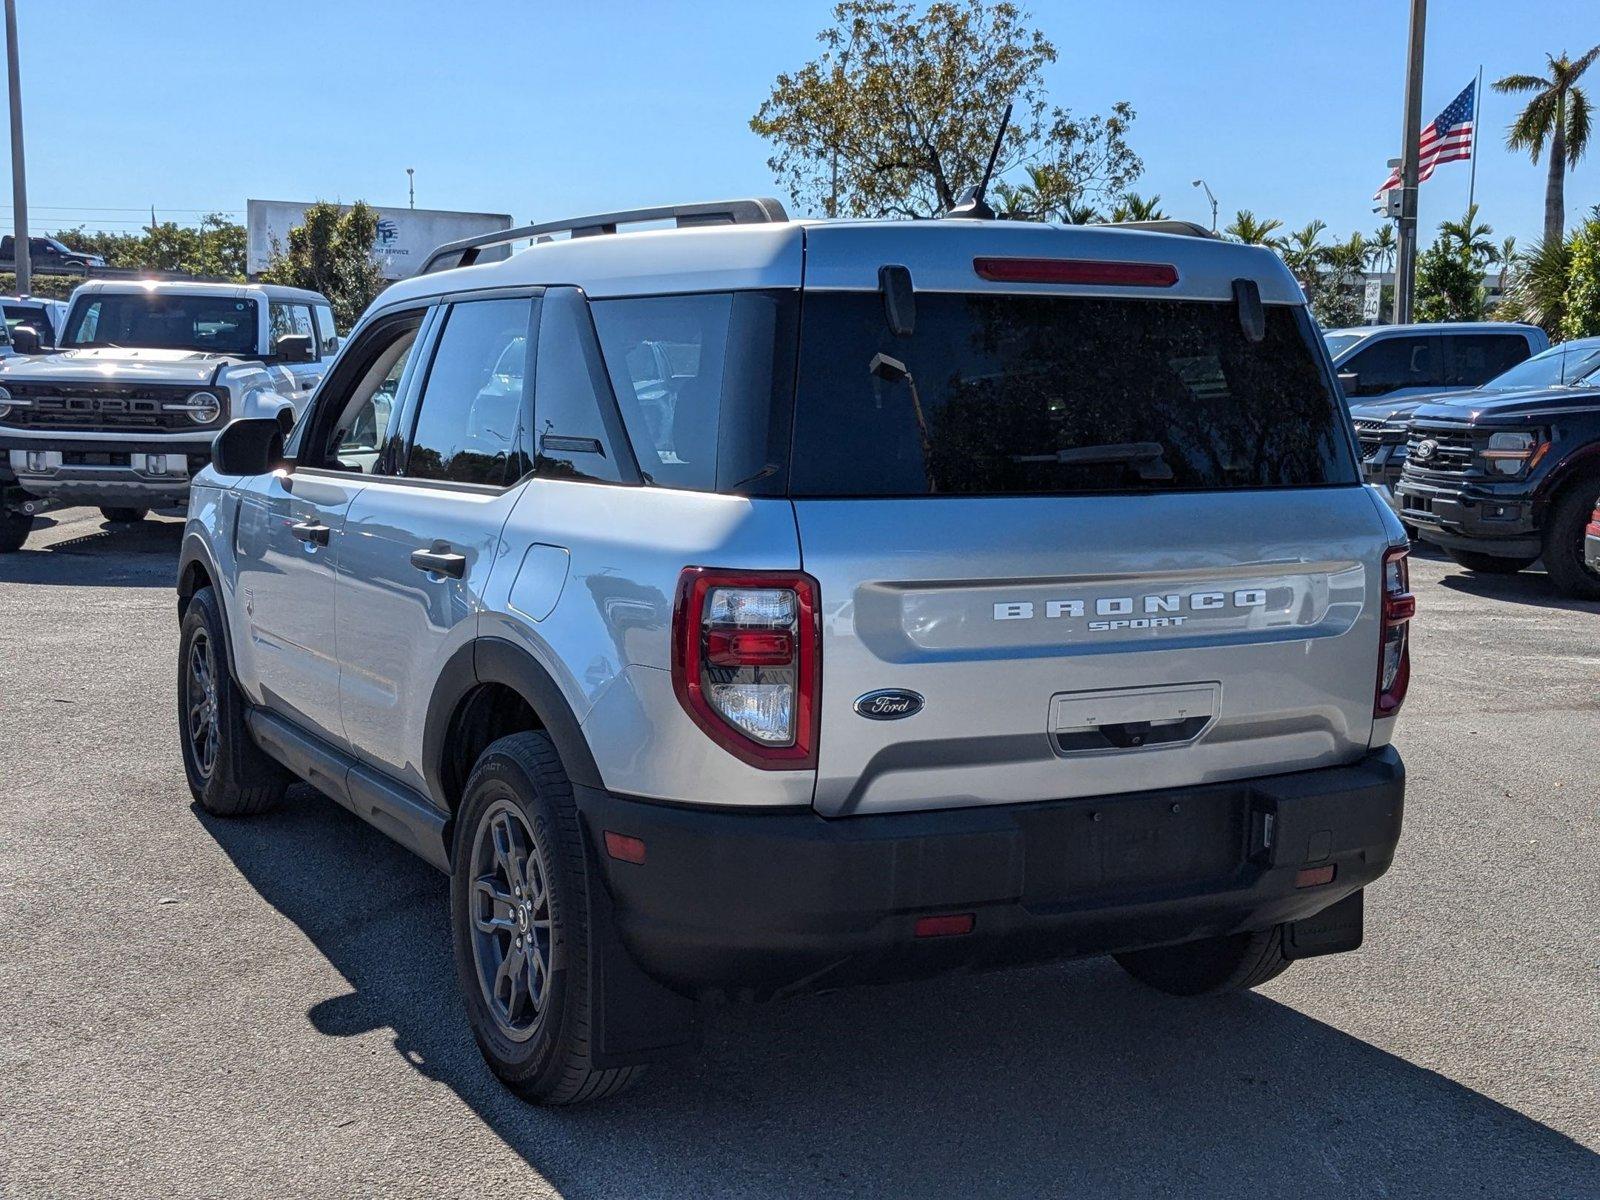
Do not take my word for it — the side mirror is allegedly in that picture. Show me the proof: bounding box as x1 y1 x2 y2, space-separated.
11 325 41 355
275 333 314 364
1337 371 1359 394
213 417 286 476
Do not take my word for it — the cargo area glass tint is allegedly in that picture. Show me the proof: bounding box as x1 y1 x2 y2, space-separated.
789 293 1357 496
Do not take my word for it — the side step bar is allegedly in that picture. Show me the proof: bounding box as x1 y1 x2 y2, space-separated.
246 708 451 873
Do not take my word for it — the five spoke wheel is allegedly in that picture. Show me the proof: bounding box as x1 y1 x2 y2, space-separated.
185 630 220 781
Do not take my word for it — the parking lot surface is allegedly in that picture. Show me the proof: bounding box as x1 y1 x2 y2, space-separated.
1 508 1596 1199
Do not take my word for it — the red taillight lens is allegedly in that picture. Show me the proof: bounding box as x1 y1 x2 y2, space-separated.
972 257 1179 287
672 568 820 769
1375 546 1414 718
1586 504 1600 540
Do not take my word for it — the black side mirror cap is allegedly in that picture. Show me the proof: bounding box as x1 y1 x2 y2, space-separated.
275 333 315 364
879 264 916 337
1337 371 1359 394
10 325 40 355
213 417 286 476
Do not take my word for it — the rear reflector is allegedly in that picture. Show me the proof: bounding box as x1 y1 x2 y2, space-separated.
1295 864 1336 888
914 913 975 938
973 257 1179 287
603 831 647 865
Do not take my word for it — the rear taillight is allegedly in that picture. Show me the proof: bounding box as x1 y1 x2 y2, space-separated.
1586 503 1600 541
672 568 819 769
1375 546 1415 718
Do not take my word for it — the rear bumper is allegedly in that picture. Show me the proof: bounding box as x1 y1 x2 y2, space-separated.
576 748 1405 997
1396 476 1540 556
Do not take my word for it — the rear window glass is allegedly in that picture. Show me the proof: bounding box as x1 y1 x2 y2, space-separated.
790 293 1357 497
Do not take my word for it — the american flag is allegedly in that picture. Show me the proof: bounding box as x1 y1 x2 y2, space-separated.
1375 80 1476 197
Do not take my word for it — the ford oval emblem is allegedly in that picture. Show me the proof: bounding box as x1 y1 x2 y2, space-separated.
854 689 925 720
1414 438 1437 462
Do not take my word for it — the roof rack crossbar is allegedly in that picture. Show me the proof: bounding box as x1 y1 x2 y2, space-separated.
420 197 790 274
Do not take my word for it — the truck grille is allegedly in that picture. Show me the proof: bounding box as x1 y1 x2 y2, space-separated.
0 381 219 432
1351 418 1387 459
1404 424 1480 478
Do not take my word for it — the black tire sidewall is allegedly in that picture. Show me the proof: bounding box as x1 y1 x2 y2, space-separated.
450 738 582 1092
177 587 262 811
1542 478 1600 599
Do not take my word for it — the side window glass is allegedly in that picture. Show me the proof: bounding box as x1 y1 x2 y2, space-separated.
327 329 419 474
531 288 627 483
313 304 339 355
405 298 532 485
1447 335 1527 387
1346 336 1434 396
269 302 315 353
591 293 731 491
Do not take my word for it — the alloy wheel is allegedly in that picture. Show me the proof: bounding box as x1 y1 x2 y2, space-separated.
185 630 220 781
468 799 553 1041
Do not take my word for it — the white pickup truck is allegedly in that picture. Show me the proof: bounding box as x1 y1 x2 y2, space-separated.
0 280 339 549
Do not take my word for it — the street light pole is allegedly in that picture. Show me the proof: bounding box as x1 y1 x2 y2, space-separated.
406 167 414 210
1191 178 1218 233
1394 0 1427 324
4 0 29 296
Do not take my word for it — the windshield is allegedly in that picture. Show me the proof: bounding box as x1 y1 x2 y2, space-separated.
1486 343 1600 390
1324 332 1369 359
62 294 259 354
791 293 1357 497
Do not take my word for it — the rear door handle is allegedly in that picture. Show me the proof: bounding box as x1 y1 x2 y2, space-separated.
410 547 467 579
289 520 330 546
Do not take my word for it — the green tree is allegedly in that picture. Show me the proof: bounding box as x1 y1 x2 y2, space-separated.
259 201 385 329
1496 233 1573 335
750 0 1141 219
1109 191 1165 222
1223 209 1282 246
1559 216 1600 339
49 214 246 278
1416 234 1488 321
1438 203 1500 267
1367 223 1396 273
1495 45 1600 246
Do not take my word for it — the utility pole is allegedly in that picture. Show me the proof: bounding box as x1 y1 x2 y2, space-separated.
1393 0 1427 324
406 167 414 210
4 0 28 296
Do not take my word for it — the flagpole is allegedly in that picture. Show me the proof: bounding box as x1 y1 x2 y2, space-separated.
1467 64 1482 216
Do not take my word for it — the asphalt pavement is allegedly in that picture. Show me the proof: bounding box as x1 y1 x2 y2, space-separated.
1 508 1596 1199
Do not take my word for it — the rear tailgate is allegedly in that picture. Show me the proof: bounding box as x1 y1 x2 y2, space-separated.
797 491 1387 816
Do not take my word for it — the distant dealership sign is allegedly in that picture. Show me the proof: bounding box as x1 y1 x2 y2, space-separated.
246 200 513 280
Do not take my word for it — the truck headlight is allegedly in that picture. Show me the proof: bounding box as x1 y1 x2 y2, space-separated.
1480 430 1547 477
164 390 223 425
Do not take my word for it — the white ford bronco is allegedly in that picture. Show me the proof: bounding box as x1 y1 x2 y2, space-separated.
175 198 1410 1105
0 279 338 548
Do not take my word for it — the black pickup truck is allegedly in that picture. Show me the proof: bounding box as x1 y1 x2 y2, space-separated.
1397 347 1600 597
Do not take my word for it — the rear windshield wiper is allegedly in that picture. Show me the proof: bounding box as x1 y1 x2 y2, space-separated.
1009 441 1174 481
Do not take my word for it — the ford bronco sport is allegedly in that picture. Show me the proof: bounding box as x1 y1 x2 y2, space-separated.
175 199 1410 1105
0 280 337 549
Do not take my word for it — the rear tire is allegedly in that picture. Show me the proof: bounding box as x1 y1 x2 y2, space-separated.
0 507 30 552
451 731 645 1106
1114 926 1293 996
177 586 288 816
100 506 148 523
1444 547 1536 575
1541 479 1600 600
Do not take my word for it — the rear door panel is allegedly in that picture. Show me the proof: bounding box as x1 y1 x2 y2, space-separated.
797 488 1389 816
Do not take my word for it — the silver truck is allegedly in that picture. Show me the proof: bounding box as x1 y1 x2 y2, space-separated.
175 199 1411 1105
0 279 338 548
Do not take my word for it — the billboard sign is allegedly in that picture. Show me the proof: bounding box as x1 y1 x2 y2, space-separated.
246 200 514 280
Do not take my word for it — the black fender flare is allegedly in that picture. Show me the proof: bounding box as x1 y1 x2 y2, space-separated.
176 533 239 678
422 637 603 810
1534 444 1600 514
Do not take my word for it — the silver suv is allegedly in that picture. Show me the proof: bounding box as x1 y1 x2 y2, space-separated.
176 199 1411 1105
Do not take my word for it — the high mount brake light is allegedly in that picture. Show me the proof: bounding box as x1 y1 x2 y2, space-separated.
672 568 820 769
972 257 1180 287
1375 546 1414 718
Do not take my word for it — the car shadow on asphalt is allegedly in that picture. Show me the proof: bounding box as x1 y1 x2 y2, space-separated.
198 785 1599 1199
0 517 182 587
1409 541 1600 614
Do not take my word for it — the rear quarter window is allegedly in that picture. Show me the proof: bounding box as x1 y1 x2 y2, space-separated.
790 292 1357 496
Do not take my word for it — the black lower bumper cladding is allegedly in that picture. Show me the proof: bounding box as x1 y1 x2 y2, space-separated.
576 748 1405 999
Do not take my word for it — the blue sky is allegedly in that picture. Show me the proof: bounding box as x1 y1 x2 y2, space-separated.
4 0 1596 250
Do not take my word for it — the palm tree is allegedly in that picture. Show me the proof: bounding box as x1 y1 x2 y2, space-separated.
1495 45 1600 245
1224 210 1284 246
1495 233 1573 335
1439 203 1499 266
1062 201 1102 225
1110 192 1166 222
1367 224 1396 273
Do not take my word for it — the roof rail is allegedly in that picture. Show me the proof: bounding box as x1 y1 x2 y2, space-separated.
1094 219 1218 239
419 197 790 275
